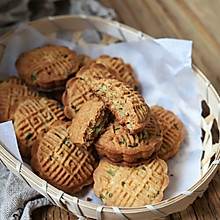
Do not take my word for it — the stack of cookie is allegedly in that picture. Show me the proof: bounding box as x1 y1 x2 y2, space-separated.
61 53 184 207
1 45 184 207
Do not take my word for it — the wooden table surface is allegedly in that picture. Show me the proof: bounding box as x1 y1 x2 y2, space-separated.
33 0 220 219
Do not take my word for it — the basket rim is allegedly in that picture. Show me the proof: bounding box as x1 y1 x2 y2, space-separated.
0 14 219 218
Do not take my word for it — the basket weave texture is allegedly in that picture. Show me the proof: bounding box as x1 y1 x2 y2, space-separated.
0 15 219 220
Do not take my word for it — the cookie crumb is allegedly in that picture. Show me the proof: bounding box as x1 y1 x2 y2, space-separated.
87 197 92 201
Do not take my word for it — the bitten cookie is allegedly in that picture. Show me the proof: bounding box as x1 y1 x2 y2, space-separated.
95 55 139 90
15 45 81 90
95 115 163 165
90 78 150 134
62 77 95 119
150 105 184 160
0 76 40 122
93 156 169 207
10 97 65 158
31 122 98 195
68 98 110 148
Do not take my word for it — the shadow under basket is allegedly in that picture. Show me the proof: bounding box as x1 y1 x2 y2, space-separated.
0 15 219 220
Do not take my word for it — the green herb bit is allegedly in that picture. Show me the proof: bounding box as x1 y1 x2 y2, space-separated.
141 166 146 171
108 193 113 197
54 133 62 139
121 181 125 187
143 132 150 140
31 73 37 81
64 139 71 147
94 126 100 135
106 169 115 176
50 155 53 161
100 194 106 199
25 133 33 141
174 123 179 130
97 86 107 95
119 138 126 144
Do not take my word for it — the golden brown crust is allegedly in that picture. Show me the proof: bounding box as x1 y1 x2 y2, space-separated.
0 76 40 122
150 105 184 160
93 156 169 207
77 54 91 68
31 122 98 195
95 55 139 90
76 62 117 83
68 98 109 148
15 45 81 90
95 115 163 164
10 97 65 158
62 77 95 119
90 78 150 134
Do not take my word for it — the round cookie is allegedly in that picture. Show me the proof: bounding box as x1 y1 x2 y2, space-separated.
93 156 169 207
15 45 81 90
31 122 98 195
95 115 163 165
95 55 139 90
10 96 65 158
150 105 184 160
0 76 40 122
76 62 117 83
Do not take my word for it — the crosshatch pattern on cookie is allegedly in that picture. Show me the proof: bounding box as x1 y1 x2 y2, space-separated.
0 77 40 122
31 123 97 194
15 45 81 88
93 157 169 207
150 106 184 160
95 115 163 163
12 97 65 157
76 63 117 83
91 78 150 134
95 55 139 90
62 77 95 119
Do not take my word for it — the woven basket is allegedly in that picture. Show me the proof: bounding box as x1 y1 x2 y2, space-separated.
0 15 219 220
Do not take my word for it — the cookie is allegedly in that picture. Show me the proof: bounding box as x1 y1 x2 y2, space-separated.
150 106 184 160
95 115 163 164
90 78 150 134
76 62 117 83
10 97 65 158
93 156 169 207
62 77 95 119
95 55 139 90
0 76 40 122
68 98 110 148
15 45 81 90
31 122 98 195
78 54 91 68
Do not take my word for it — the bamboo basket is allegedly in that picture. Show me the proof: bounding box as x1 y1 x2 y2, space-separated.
0 15 219 220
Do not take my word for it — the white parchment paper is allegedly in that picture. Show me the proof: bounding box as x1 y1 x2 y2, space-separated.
0 24 202 203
